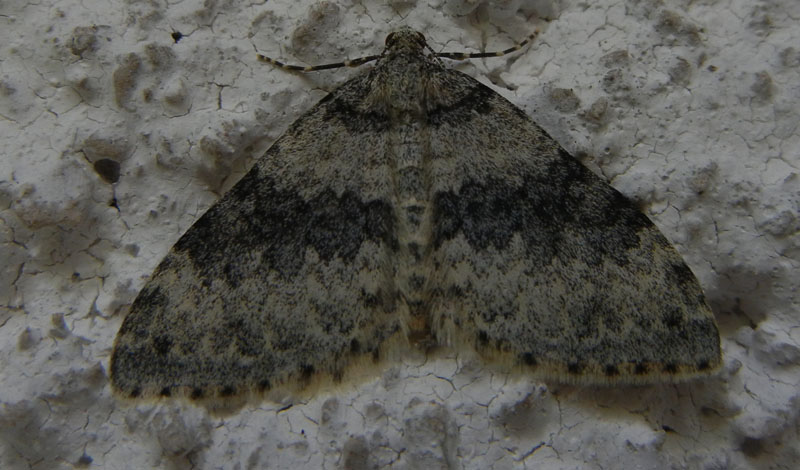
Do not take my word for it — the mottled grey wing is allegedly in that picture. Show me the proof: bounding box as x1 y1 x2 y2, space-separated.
110 73 405 400
426 72 721 384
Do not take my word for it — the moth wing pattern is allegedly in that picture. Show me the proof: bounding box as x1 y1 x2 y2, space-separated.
424 70 721 383
110 71 408 400
110 28 721 402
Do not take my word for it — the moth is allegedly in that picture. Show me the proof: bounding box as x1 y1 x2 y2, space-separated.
110 28 720 402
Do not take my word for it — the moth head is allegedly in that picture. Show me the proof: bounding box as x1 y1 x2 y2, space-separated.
384 28 427 53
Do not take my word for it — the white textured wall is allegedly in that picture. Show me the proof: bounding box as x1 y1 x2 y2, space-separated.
1 0 798 468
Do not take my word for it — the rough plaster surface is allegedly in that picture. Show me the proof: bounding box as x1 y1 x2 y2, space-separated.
1 0 798 469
